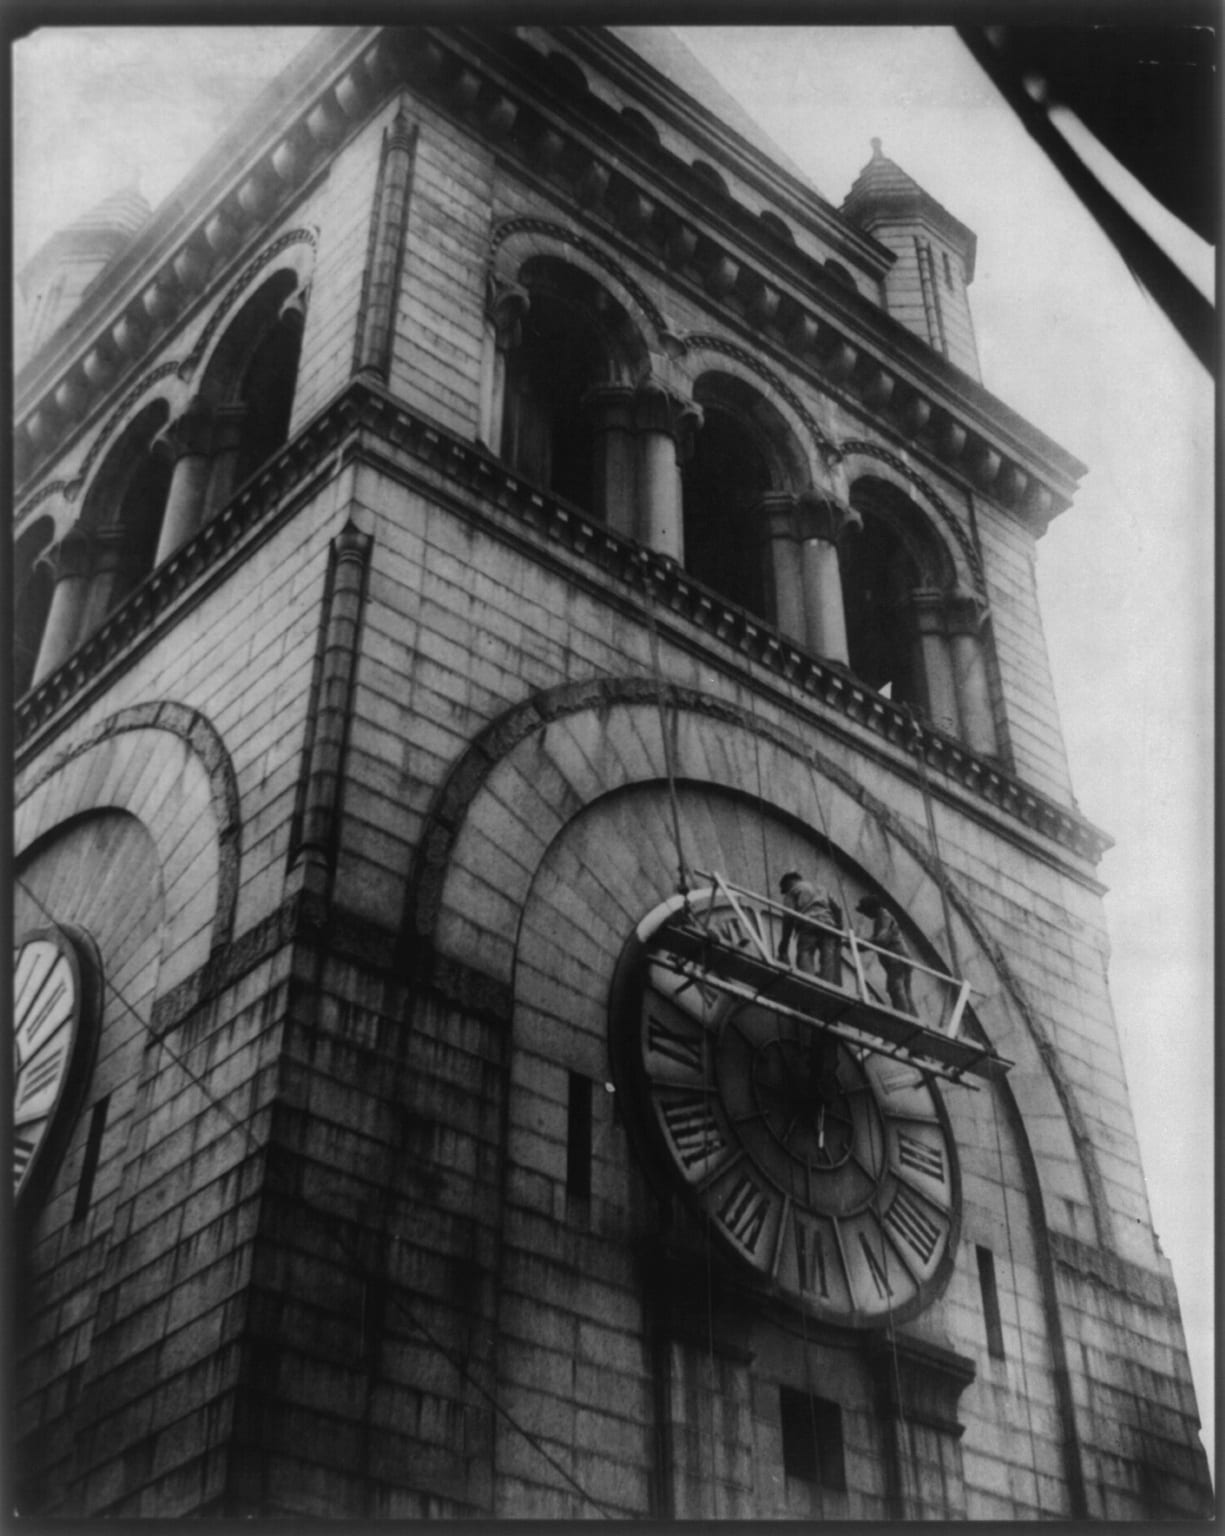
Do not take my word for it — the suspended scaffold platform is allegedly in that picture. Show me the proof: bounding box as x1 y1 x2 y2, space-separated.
650 872 1013 1088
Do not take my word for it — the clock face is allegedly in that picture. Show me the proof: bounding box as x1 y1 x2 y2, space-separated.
616 895 960 1328
13 928 97 1204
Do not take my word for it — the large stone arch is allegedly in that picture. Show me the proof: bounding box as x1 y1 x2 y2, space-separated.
403 678 1110 1251
15 702 241 997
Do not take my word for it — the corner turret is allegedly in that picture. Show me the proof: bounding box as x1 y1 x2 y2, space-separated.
842 140 980 379
16 185 151 365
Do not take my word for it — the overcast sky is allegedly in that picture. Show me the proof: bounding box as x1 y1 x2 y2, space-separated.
13 24 1214 1471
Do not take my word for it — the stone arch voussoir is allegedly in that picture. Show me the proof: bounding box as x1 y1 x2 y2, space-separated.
403 677 1110 1246
15 702 241 994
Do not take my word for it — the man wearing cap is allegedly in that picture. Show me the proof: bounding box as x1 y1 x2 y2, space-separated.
776 870 842 985
856 894 915 1014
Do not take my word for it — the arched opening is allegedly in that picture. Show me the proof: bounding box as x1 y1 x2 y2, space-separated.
500 259 641 515
683 374 805 622
843 476 952 716
200 269 304 500
840 510 919 699
80 400 173 619
233 313 303 485
13 517 55 697
683 405 771 618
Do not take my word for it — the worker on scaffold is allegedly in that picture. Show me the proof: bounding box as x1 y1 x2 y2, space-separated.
776 870 842 986
855 894 916 1014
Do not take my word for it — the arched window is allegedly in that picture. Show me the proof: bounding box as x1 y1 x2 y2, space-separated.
79 400 173 626
843 476 958 729
500 259 640 516
13 518 55 697
200 270 305 505
683 374 805 623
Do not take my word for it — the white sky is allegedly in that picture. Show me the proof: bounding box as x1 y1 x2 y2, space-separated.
13 23 1214 1476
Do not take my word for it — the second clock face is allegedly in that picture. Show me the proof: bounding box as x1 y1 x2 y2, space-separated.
13 928 96 1205
621 897 960 1328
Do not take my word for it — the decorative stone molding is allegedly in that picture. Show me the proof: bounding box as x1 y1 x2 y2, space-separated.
683 331 837 461
631 379 702 456
794 489 860 545
485 273 530 350
14 378 1111 869
838 439 985 595
491 216 670 340
182 227 317 381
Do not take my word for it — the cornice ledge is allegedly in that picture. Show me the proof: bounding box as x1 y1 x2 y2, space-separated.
14 378 1112 872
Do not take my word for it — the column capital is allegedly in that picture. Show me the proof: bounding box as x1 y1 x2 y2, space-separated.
486 274 530 350
582 383 637 432
155 397 217 461
752 490 799 543
41 525 94 582
278 283 310 329
946 587 986 636
906 586 949 635
632 380 702 459
795 489 860 544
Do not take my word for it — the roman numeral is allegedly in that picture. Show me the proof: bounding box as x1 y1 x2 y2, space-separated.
794 1219 830 1297
17 974 70 1059
897 1130 945 1181
717 1174 771 1255
16 1046 67 1111
13 1135 36 1184
860 1232 893 1299
659 1091 725 1169
883 1183 942 1266
646 1010 704 1074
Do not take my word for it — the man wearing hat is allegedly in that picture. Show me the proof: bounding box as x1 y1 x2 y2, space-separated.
855 894 915 1014
776 870 842 985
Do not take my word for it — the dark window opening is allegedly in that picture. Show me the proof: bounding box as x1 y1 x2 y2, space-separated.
235 316 303 486
942 250 954 289
682 405 770 620
566 1071 593 1201
72 1097 109 1224
502 296 606 513
113 452 174 599
841 512 918 704
977 1245 1006 1359
780 1387 846 1490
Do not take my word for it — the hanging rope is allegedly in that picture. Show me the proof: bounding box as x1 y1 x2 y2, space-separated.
904 707 960 976
987 1084 1045 1514
638 555 690 897
15 878 618 1518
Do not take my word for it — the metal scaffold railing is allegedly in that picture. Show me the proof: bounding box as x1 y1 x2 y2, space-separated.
649 871 1012 1087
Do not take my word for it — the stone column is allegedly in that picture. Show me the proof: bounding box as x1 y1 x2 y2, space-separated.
77 527 138 639
583 384 637 537
633 381 701 561
947 589 999 756
153 398 216 564
31 528 93 683
480 275 529 451
795 491 858 665
907 589 959 734
755 492 805 643
200 405 249 518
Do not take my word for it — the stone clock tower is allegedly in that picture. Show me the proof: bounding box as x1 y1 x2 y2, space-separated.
12 25 1212 1519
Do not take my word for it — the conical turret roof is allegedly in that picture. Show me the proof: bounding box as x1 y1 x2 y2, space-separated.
841 139 976 279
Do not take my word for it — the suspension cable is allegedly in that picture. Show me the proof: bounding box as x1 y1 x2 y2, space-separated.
14 878 617 1518
987 1084 1045 1514
638 555 690 896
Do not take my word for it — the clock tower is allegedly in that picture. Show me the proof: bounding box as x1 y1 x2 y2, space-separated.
13 25 1212 1519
